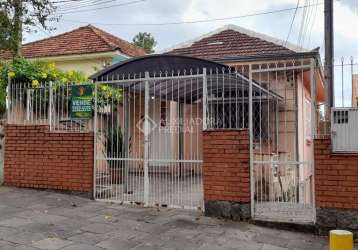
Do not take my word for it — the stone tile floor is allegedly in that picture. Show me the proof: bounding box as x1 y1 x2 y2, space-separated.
0 186 353 250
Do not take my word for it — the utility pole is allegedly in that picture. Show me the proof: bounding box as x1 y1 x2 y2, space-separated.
324 0 334 113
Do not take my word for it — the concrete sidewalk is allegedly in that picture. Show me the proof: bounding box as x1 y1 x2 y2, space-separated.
0 187 332 250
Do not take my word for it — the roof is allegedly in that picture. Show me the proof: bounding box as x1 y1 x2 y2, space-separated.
0 25 146 60
164 24 307 60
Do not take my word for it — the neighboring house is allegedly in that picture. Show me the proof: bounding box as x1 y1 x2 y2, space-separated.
352 74 358 107
0 25 146 76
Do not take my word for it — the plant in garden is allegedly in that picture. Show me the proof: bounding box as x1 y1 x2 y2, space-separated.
106 126 125 184
106 126 123 164
0 57 89 115
96 84 123 107
0 57 88 86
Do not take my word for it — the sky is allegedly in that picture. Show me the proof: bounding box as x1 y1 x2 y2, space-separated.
24 0 358 106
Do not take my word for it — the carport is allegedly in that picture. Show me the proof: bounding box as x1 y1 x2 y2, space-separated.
90 54 280 210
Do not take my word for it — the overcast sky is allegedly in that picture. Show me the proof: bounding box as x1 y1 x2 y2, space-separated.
24 0 358 57
24 0 358 106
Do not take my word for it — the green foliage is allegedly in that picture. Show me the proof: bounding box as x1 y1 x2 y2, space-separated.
0 0 57 56
132 32 157 54
0 9 13 51
0 57 88 86
0 57 123 115
106 126 123 168
96 84 123 107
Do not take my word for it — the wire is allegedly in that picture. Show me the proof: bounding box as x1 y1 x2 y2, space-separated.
57 0 118 10
51 0 89 3
307 0 319 47
302 0 314 47
56 0 146 15
285 0 300 46
297 0 308 46
55 0 116 11
60 2 324 26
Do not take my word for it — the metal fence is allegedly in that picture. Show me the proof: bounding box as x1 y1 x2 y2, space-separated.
7 81 93 132
8 82 49 125
316 57 358 141
243 59 317 223
7 59 319 219
93 71 205 209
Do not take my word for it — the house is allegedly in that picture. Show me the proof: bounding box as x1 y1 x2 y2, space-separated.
87 24 326 222
0 25 146 76
352 74 358 106
6 24 333 227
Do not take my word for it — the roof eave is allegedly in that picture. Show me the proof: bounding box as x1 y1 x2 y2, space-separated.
210 51 320 63
26 50 121 62
213 50 325 88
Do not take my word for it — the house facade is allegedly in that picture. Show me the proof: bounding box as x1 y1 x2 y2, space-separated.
86 25 325 223
12 24 358 233
0 25 146 76
352 74 358 107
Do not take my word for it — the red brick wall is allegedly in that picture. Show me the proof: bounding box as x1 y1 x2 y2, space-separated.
203 129 250 203
314 138 358 209
4 125 94 193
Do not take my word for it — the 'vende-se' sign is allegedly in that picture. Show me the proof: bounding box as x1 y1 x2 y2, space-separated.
70 85 93 119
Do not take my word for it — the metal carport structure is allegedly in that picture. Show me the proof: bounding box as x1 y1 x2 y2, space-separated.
90 55 282 210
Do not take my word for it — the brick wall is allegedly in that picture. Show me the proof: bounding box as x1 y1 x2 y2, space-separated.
203 129 250 203
4 125 94 193
314 138 358 209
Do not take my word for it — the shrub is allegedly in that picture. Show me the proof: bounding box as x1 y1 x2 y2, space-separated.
0 57 123 114
106 126 123 168
0 57 88 114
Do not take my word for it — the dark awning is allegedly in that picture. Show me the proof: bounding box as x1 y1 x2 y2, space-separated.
90 54 231 81
89 54 282 103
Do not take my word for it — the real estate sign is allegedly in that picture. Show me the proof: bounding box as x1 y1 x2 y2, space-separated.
70 85 93 119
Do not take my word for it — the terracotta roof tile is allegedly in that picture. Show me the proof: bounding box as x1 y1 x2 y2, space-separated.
166 25 303 59
0 25 146 60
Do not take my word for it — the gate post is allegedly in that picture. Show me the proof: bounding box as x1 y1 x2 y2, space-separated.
202 68 207 130
48 81 53 130
6 75 11 122
123 89 130 193
248 64 254 218
143 71 150 206
93 82 98 200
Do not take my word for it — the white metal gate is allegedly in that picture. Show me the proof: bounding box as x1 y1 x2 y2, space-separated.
93 72 204 210
248 60 317 223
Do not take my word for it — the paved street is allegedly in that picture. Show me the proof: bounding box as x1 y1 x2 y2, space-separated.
0 187 333 250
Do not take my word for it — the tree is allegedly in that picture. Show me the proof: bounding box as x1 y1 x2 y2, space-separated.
0 0 56 57
0 9 12 51
132 32 157 54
